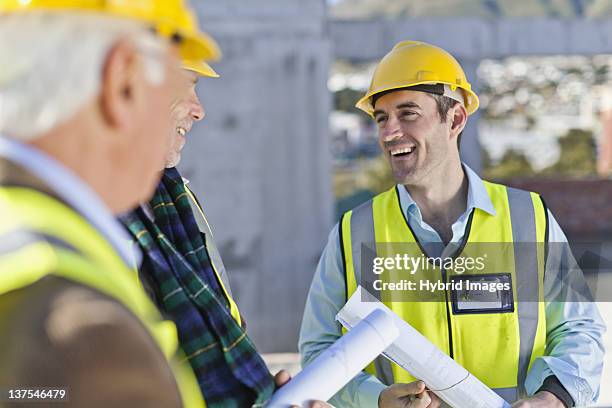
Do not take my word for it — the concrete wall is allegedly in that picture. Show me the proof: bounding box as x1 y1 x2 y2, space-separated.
179 0 334 352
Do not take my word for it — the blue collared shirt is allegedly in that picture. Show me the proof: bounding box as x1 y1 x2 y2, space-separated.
299 164 606 407
0 137 140 267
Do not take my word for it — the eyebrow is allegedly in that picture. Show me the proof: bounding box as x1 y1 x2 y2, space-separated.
373 101 422 117
396 102 422 110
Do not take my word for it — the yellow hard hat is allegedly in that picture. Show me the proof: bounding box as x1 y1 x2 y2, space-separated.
0 0 221 76
356 40 479 116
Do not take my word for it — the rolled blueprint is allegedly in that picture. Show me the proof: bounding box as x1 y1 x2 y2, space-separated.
337 287 512 408
266 309 399 407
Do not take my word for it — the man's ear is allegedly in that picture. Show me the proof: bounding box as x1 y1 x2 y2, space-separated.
99 39 142 131
450 103 468 137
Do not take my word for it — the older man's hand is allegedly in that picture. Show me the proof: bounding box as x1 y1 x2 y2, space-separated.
379 381 441 408
273 370 335 408
273 369 293 388
512 391 565 408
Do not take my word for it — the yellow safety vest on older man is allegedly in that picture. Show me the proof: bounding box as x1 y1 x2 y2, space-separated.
0 185 205 407
340 181 548 402
184 185 242 326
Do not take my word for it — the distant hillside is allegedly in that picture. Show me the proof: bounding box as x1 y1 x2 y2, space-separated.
330 0 612 19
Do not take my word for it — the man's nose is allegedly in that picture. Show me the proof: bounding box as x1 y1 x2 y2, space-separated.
190 94 205 121
380 116 401 142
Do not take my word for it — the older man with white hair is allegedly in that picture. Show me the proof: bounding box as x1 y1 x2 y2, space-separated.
119 54 283 408
0 1 214 406
119 41 336 407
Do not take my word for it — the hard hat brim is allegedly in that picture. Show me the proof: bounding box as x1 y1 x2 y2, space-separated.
183 60 219 78
356 81 480 117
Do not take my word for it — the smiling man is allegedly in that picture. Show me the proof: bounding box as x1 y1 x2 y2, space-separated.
119 55 276 405
165 70 203 167
299 41 605 408
120 57 331 406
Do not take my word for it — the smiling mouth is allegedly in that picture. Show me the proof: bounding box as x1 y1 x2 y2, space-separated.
390 146 415 157
177 127 187 137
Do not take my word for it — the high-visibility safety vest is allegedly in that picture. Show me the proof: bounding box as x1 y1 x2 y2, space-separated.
340 181 548 403
0 186 205 408
184 186 242 327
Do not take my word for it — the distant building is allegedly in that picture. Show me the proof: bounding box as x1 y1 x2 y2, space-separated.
598 109 612 177
597 88 612 177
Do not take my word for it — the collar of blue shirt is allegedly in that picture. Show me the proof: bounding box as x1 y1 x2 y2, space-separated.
396 163 497 246
398 163 496 218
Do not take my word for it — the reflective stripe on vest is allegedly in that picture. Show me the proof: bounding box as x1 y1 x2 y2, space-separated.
340 182 547 403
184 187 242 327
0 187 205 408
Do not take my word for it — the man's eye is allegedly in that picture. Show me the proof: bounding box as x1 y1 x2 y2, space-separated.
375 116 387 124
400 111 416 118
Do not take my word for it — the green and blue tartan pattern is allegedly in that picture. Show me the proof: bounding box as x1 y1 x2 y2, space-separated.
121 168 274 407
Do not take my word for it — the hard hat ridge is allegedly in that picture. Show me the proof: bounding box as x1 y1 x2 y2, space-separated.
0 0 221 77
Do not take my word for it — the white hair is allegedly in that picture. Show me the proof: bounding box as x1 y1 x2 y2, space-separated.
0 12 168 141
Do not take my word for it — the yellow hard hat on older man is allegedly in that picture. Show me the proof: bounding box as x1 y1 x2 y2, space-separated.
356 40 479 116
0 0 221 77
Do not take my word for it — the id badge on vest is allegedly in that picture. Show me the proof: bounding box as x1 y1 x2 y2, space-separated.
449 273 514 314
